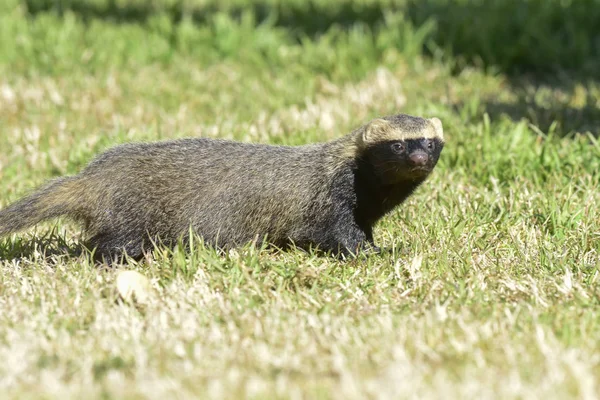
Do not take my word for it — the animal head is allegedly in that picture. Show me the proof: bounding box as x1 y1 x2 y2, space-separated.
358 114 445 182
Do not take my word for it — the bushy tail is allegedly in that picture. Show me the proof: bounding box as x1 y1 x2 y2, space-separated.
0 177 85 236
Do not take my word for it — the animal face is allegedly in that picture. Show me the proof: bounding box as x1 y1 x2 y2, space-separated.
368 137 444 182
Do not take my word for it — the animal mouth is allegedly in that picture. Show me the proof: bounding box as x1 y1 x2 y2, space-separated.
411 167 430 175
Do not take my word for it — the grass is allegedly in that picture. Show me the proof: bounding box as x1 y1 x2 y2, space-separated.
0 0 599 398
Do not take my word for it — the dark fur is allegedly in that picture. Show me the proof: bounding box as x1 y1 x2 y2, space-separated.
0 114 444 262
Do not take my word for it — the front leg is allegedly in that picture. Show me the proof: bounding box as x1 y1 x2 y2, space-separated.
321 182 378 257
319 219 370 257
363 226 381 254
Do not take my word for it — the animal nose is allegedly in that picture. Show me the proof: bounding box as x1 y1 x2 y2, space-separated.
410 152 429 166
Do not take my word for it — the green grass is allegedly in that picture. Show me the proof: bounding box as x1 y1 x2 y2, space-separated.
0 0 599 398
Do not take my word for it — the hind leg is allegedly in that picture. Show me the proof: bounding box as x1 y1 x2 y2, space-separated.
86 230 147 265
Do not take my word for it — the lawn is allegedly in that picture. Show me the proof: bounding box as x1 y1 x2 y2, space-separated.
0 0 599 398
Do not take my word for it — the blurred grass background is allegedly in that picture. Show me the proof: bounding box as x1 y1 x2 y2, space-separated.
9 0 600 75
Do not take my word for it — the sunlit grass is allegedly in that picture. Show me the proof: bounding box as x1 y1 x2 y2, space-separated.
0 0 599 398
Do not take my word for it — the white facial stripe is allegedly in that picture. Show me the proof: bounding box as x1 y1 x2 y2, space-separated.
362 116 445 145
392 129 443 141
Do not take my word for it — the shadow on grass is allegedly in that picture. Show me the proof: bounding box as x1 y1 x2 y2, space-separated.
404 0 600 135
406 0 600 77
458 76 600 136
22 0 600 135
23 0 600 73
23 0 389 38
0 229 85 264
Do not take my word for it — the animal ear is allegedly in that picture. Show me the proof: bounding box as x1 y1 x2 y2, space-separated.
362 119 391 144
429 117 443 140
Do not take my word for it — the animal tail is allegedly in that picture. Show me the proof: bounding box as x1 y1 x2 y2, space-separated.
0 177 86 236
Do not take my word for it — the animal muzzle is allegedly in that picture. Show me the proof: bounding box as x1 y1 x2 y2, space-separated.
409 152 429 167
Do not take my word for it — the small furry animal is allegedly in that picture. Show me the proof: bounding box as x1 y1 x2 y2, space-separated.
0 114 444 262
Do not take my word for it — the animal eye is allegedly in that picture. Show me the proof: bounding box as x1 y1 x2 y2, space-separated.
392 142 405 153
423 139 435 150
